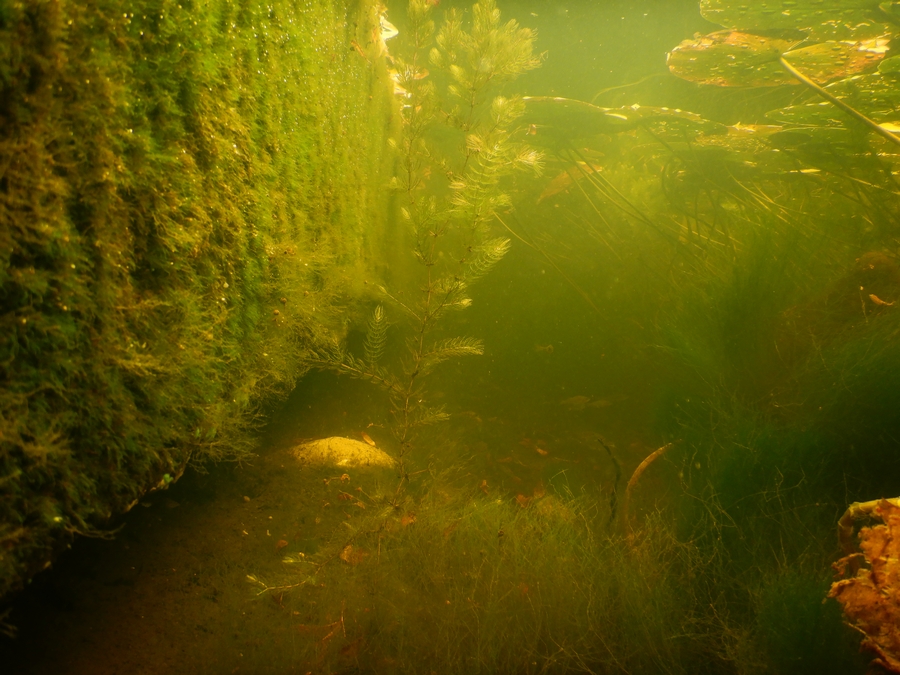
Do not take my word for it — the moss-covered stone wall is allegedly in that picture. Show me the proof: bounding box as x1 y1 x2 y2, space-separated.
0 0 394 600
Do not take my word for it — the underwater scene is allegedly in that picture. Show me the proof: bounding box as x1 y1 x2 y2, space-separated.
3 0 900 673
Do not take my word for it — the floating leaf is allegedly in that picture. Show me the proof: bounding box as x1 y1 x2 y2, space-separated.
766 72 900 132
523 96 726 141
700 0 891 41
667 31 801 87
767 125 867 154
764 117 864 156
669 31 885 87
825 73 900 120
683 126 786 176
522 96 621 140
724 122 784 138
767 100 852 128
783 39 887 82
598 104 729 140
633 106 729 140
878 55 900 75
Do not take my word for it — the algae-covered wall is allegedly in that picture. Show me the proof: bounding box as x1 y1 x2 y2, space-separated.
0 0 393 599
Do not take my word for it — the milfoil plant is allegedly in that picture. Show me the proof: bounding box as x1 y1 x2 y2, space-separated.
311 0 541 486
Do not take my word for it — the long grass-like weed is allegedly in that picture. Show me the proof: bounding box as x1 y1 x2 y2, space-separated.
252 479 753 674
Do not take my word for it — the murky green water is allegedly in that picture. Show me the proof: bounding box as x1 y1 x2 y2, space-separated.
3 0 900 673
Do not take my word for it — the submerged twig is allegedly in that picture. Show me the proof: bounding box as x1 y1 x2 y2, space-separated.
621 440 681 534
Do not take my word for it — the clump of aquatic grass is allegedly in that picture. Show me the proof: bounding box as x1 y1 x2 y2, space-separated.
255 483 736 674
753 569 864 675
656 394 872 675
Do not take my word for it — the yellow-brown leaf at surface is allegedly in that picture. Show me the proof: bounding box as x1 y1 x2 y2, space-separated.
829 499 900 673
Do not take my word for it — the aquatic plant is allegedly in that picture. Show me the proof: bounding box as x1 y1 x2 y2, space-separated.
309 0 542 481
484 2 900 672
249 473 741 675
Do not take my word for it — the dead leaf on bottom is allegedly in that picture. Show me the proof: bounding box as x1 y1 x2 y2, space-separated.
443 520 460 539
339 544 368 566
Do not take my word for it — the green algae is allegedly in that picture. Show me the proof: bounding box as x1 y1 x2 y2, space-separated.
0 0 394 600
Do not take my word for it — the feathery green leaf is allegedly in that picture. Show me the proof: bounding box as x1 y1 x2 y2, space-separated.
364 305 388 366
463 238 511 283
421 336 484 374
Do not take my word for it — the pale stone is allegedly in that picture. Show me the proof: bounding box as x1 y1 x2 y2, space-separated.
289 437 395 469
